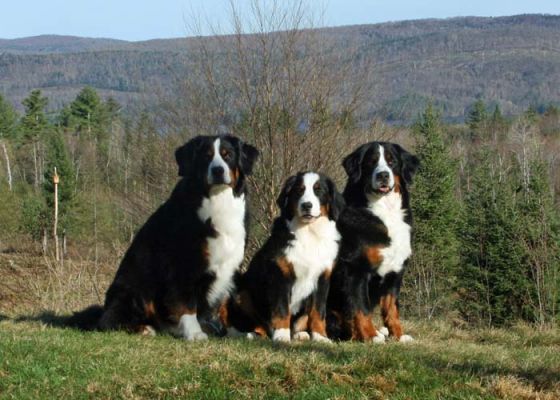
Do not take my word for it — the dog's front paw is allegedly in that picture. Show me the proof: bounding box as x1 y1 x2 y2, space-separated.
272 328 291 343
293 331 310 341
399 334 414 343
311 332 332 343
141 325 156 336
378 327 389 337
185 331 208 341
372 332 386 344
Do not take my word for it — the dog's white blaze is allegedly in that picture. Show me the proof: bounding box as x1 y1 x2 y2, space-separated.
284 215 340 314
208 139 232 185
367 190 411 277
372 145 395 191
198 186 246 307
178 314 208 341
298 172 321 217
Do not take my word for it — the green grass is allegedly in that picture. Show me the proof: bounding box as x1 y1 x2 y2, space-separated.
1 318 558 399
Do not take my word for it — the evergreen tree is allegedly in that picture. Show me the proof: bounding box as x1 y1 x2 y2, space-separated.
69 86 106 133
0 94 18 140
515 158 560 325
458 149 532 326
488 104 508 142
405 104 461 318
467 99 488 140
19 90 51 189
525 105 538 123
20 90 49 142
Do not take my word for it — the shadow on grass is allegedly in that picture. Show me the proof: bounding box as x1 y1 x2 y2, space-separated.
243 336 560 392
8 305 102 331
13 311 71 328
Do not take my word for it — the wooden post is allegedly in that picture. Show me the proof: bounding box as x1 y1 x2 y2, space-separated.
53 167 60 261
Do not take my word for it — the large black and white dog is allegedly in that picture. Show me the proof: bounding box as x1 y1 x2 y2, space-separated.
226 172 344 342
327 142 419 342
71 134 258 340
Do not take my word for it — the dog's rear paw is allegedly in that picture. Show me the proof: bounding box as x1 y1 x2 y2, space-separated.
293 331 310 341
399 334 414 343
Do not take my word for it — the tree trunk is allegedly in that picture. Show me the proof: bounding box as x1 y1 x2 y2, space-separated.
33 142 39 190
1 141 12 191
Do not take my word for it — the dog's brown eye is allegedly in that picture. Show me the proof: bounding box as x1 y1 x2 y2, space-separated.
221 150 231 159
313 182 320 190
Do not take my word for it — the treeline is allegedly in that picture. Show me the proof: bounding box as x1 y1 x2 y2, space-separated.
3 15 560 122
0 87 558 327
0 88 181 260
405 102 560 327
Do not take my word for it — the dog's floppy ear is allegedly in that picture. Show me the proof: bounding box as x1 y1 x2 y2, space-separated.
342 144 369 183
239 141 259 176
276 175 298 213
175 136 204 177
326 177 345 221
393 143 420 184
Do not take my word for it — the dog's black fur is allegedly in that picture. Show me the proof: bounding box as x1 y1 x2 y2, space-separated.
69 134 258 337
226 172 344 341
327 142 419 341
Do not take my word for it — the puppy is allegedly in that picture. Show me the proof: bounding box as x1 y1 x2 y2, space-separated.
226 172 344 342
327 142 419 342
70 134 258 340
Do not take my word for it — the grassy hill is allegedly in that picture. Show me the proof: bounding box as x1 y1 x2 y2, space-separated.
1 318 558 399
1 14 560 121
0 254 559 399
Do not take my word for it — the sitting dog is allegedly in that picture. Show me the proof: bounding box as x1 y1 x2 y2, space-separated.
327 142 419 342
70 134 258 340
225 172 344 342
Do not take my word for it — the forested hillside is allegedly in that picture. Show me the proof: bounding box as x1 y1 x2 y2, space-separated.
0 10 559 328
1 14 560 121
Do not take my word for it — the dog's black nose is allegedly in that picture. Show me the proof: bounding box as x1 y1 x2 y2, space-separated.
301 202 313 212
211 166 224 177
376 171 389 182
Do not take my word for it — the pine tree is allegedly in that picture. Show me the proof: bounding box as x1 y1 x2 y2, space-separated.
20 90 49 140
0 94 18 140
467 99 488 141
515 158 560 325
458 149 532 326
405 104 461 318
19 90 51 189
0 94 18 192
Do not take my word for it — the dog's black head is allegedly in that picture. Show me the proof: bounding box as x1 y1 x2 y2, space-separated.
276 172 345 224
342 142 419 199
175 134 259 194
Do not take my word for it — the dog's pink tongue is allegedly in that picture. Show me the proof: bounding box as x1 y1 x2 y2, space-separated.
379 187 390 193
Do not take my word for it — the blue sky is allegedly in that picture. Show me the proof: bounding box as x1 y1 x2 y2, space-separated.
1 0 559 41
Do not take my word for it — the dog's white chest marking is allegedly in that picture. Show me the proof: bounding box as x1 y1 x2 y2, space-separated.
368 191 411 277
198 186 246 306
284 217 340 314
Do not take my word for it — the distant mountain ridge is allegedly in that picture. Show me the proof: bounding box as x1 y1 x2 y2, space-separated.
1 14 560 121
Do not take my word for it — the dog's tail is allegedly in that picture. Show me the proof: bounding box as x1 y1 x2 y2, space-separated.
65 305 104 331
